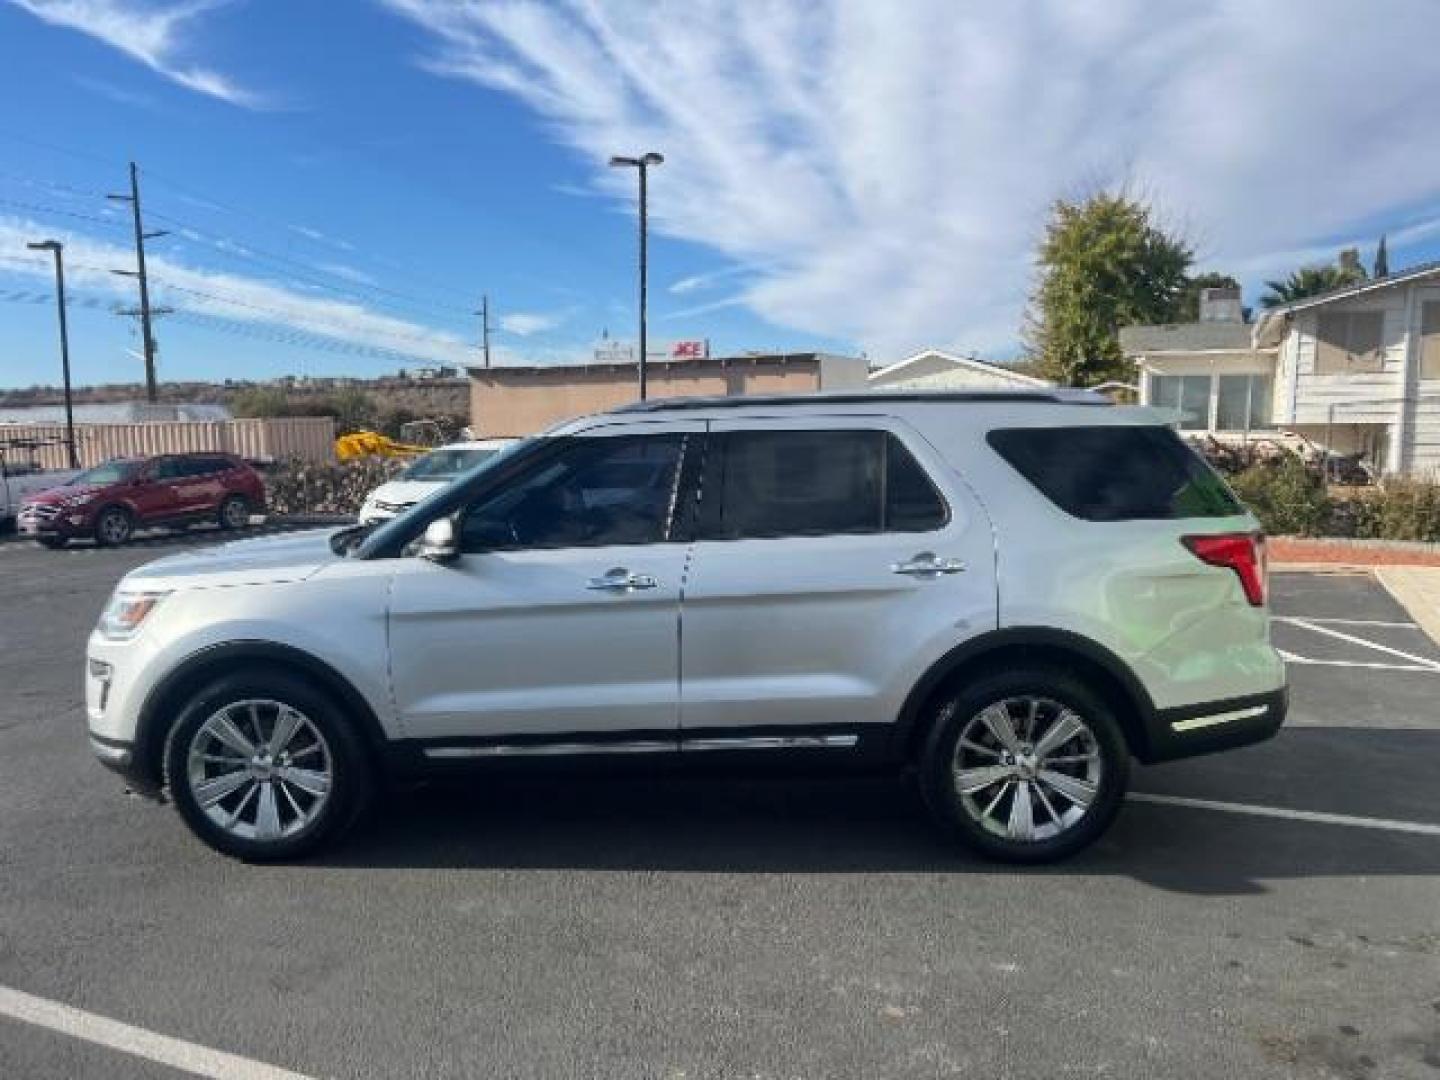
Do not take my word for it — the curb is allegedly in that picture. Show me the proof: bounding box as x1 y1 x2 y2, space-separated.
1374 567 1440 648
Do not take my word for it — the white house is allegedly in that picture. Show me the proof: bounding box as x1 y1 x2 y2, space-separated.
869 348 1052 390
1122 273 1440 476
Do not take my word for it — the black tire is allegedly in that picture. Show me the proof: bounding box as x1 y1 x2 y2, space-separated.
218 495 250 530
918 666 1129 863
36 536 67 549
164 668 373 861
93 505 133 547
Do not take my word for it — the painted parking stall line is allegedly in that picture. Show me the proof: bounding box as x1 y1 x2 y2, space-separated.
1273 613 1440 673
0 985 314 1079
1128 793 1440 837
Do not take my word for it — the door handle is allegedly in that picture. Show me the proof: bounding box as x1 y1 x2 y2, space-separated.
586 568 659 592
892 552 967 578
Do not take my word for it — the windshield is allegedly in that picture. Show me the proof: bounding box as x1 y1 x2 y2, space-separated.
67 460 140 487
400 445 500 481
351 437 536 557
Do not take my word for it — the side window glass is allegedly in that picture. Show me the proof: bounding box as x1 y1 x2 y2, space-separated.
884 435 948 531
460 435 685 552
716 430 883 539
153 458 182 481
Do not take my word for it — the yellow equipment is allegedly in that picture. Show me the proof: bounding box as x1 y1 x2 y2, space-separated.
334 431 430 461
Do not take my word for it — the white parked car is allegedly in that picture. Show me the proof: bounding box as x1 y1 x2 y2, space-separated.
83 391 1286 862
357 439 514 525
0 445 78 529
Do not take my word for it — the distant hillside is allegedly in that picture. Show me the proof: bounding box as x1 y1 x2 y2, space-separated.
0 376 469 417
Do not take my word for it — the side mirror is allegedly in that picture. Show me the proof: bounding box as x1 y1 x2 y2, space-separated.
418 516 460 563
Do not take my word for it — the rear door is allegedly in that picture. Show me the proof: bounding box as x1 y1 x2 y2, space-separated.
678 417 997 747
132 458 183 522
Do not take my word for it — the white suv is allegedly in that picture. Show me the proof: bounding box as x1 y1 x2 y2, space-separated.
85 391 1286 862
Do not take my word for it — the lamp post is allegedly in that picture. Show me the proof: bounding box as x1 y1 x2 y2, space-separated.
609 152 663 401
26 240 79 468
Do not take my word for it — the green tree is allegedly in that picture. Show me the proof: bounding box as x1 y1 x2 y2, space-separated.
1177 271 1244 322
1373 234 1390 278
1027 192 1193 385
1260 248 1369 309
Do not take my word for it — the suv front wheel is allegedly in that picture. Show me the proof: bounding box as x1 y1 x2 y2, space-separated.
164 669 372 860
919 667 1129 863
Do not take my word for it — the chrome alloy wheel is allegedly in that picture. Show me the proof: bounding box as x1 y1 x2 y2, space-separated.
951 696 1103 843
221 497 248 528
97 508 131 545
186 699 333 843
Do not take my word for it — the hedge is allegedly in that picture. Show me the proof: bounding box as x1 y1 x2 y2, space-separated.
1221 454 1440 542
262 457 405 516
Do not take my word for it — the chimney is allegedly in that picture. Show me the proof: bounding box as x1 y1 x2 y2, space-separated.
1198 287 1244 323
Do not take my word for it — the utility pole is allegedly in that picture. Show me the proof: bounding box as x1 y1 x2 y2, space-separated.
480 294 492 369
609 152 664 401
26 240 79 468
108 162 167 403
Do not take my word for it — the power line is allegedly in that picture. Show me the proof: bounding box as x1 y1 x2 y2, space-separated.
143 208 475 321
149 277 467 350
0 196 128 230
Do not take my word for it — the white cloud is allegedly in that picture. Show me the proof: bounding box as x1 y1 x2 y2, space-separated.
0 215 473 365
499 309 568 336
317 262 378 287
8 0 260 107
385 0 1440 358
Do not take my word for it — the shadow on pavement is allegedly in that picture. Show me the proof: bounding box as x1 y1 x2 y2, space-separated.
312 727 1440 897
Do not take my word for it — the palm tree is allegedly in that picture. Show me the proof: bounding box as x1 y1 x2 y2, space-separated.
1259 261 1366 309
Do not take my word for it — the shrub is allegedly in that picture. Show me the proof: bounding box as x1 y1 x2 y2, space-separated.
1228 455 1331 536
1363 479 1440 542
262 457 406 516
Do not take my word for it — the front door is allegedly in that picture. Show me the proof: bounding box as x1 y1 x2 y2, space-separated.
679 418 998 744
387 422 704 745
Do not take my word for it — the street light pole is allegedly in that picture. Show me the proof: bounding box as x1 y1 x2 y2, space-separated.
27 240 79 468
609 152 664 401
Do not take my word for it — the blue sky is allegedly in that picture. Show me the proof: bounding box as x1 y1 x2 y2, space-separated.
2 0 1440 389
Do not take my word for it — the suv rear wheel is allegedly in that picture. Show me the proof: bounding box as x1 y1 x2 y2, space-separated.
164 669 372 860
919 667 1128 863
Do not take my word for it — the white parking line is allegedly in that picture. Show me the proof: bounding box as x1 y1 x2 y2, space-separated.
1273 616 1417 629
1277 649 1439 673
0 985 313 1080
1129 793 1440 837
1275 616 1440 672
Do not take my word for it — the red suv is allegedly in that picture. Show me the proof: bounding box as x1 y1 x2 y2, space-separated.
17 453 266 548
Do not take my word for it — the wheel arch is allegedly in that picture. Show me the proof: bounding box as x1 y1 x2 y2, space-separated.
894 628 1158 762
131 641 389 792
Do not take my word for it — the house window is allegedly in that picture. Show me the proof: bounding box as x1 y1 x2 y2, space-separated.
1422 301 1440 380
1315 311 1384 374
1150 374 1210 430
1215 374 1273 431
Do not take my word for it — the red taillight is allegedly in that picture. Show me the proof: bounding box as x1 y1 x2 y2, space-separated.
1182 532 1267 607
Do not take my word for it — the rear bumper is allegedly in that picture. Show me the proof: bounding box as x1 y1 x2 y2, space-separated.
1139 686 1287 763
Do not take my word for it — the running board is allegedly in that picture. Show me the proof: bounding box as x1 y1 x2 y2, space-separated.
422 733 860 760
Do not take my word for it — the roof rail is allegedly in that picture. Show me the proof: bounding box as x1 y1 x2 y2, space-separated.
609 389 1110 414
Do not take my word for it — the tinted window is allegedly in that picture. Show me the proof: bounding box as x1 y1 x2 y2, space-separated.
460 435 685 551
712 430 946 539
987 425 1241 521
885 436 948 531
152 458 187 481
177 455 227 477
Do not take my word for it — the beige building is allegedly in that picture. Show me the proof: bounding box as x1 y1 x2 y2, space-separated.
468 352 867 437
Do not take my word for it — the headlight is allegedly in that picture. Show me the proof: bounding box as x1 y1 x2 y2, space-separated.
98 590 170 640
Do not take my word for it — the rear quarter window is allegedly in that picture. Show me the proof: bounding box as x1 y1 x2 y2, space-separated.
986 425 1241 521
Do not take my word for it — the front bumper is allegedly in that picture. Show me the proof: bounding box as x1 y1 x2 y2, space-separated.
1139 686 1288 763
17 504 94 537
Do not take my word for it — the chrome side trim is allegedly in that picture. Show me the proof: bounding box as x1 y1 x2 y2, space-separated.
680 734 860 752
423 739 676 760
1170 704 1269 733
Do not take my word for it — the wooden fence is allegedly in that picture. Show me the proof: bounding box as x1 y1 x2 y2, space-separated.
1 416 337 468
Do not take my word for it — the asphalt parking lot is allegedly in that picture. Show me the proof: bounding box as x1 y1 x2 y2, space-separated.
1 532 1437 1079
